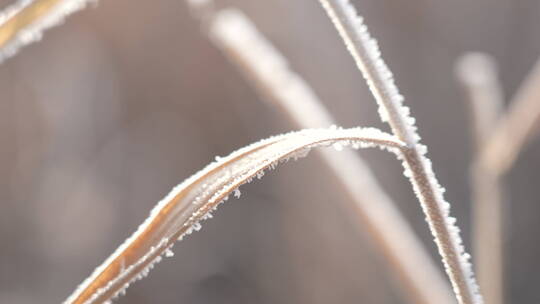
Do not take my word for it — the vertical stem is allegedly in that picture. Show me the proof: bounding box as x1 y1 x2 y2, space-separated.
470 164 505 304
318 1 483 303
455 53 504 150
455 53 505 304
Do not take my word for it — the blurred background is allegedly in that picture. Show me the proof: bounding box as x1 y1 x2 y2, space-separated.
0 0 539 303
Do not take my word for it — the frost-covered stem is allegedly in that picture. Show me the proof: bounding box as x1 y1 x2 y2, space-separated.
65 127 404 304
0 0 93 62
318 1 483 303
205 8 454 304
455 53 505 304
481 58 540 175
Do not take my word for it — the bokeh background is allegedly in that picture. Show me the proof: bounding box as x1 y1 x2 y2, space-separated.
0 0 539 303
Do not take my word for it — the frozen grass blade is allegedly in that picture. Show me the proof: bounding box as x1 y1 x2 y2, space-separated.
206 8 454 304
65 127 404 304
0 0 93 62
456 53 505 304
318 0 483 303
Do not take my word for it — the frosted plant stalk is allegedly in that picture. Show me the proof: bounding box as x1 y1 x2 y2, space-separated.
206 8 454 304
64 127 405 304
318 1 483 303
455 52 505 304
0 0 95 62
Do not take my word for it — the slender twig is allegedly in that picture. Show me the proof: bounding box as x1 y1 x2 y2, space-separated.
0 0 93 62
318 1 483 303
455 52 505 304
65 127 405 304
480 58 540 175
205 8 454 304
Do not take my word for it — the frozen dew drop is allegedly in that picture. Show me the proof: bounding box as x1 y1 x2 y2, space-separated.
333 142 344 151
192 222 202 232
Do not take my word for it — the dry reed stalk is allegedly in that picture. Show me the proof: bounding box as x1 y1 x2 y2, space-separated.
64 127 405 304
455 53 505 304
0 0 92 62
205 8 454 304
317 0 483 303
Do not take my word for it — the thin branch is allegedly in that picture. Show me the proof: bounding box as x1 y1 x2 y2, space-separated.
480 58 540 175
455 52 505 304
318 1 483 303
64 127 405 304
206 8 454 304
0 0 93 62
